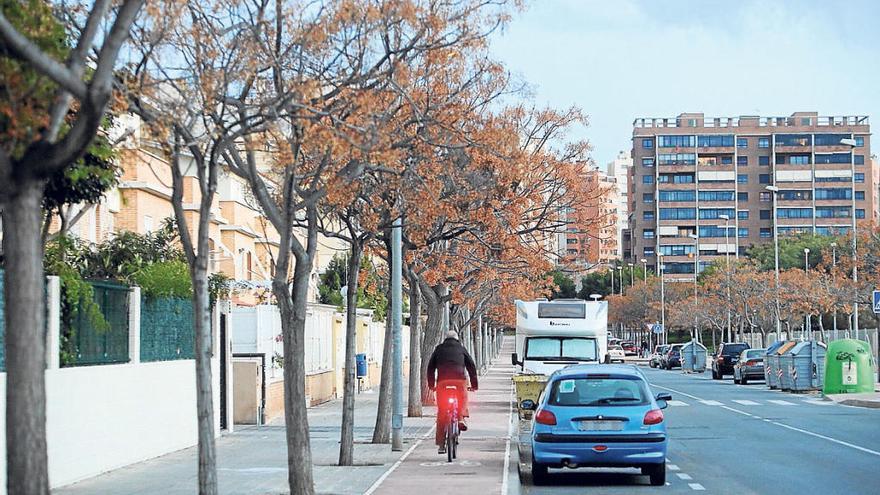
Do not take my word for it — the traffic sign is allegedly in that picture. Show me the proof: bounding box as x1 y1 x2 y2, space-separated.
873 290 880 314
652 323 663 334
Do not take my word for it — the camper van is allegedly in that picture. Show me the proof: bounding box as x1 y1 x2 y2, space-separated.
511 299 609 375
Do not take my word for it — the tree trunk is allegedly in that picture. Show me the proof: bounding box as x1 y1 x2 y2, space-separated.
338 242 362 465
419 283 444 405
372 309 393 443
407 273 422 417
277 254 315 495
474 314 483 372
3 181 50 495
192 258 217 494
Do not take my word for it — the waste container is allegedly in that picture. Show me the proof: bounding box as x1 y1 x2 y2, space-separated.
777 342 798 391
680 340 707 372
789 341 827 392
766 341 794 389
356 353 368 378
824 339 876 394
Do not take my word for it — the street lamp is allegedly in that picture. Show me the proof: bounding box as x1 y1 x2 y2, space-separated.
840 137 859 340
628 262 634 287
658 253 666 345
719 214 732 342
640 258 648 283
616 265 623 295
610 265 615 296
804 247 810 341
831 242 838 340
589 294 602 301
766 185 782 338
688 233 700 342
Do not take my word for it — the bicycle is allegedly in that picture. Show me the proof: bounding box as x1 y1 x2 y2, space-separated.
439 384 472 462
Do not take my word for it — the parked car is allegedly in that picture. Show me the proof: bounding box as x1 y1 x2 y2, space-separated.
608 345 626 363
521 364 670 486
649 345 669 368
621 341 638 356
712 343 750 379
733 348 766 385
661 344 682 370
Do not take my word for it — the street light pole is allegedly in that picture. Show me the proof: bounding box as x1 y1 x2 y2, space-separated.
610 265 615 297
689 233 699 342
659 253 666 346
641 258 648 283
831 242 838 340
804 247 810 341
719 214 732 342
390 216 403 451
840 137 859 341
766 185 782 338
628 262 634 287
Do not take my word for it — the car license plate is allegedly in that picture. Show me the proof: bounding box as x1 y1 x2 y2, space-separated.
578 420 623 431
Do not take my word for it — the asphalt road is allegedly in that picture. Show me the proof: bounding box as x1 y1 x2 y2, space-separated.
514 365 880 495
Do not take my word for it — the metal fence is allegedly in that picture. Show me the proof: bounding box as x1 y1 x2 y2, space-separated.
63 280 131 367
140 296 195 362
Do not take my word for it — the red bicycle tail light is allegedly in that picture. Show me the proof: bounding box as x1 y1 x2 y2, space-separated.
535 409 557 426
448 397 456 404
643 409 664 425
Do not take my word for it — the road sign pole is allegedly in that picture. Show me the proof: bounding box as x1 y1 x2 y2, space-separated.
391 217 403 451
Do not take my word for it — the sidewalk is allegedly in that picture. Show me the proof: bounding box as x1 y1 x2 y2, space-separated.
54 342 511 495
825 383 880 409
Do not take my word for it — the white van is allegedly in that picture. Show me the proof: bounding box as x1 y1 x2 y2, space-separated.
511 299 609 375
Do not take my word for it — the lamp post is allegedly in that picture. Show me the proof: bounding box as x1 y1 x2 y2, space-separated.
617 265 623 295
640 258 648 283
804 247 810 341
831 242 837 340
610 265 615 297
719 214 732 342
628 262 634 287
640 258 648 346
840 137 859 341
688 233 700 342
659 253 666 345
766 185 782 338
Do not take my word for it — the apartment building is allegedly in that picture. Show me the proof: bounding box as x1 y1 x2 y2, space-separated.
607 150 632 259
560 168 619 273
630 112 878 281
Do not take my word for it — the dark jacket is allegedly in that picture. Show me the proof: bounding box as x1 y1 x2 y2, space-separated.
427 338 478 390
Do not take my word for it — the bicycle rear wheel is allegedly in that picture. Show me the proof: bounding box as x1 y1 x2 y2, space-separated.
446 422 454 463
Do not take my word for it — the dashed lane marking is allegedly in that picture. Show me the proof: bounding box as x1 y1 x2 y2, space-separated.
667 464 680 471
767 399 796 406
689 483 706 490
698 400 723 406
731 400 761 406
676 473 693 480
667 400 690 407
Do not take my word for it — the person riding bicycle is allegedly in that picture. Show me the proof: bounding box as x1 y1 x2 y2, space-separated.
427 330 478 454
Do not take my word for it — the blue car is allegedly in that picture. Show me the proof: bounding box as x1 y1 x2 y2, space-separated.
521 364 671 486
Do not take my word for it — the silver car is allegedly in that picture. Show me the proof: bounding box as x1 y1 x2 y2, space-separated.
733 348 765 384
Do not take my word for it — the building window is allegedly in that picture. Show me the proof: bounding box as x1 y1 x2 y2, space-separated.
775 155 785 165
659 190 696 202
815 153 851 164
737 137 748 148
737 156 748 166
738 228 749 238
659 244 695 256
644 211 655 220
738 210 749 220
658 153 696 165
698 190 735 202
567 238 578 245
760 210 771 220
758 137 770 148
855 136 865 147
778 190 811 200
643 229 655 239
721 156 733 165
643 175 654 184
759 156 770 166
659 208 697 220
759 174 770 184
801 117 811 125
644 247 655 256
814 134 849 146
855 173 865 183
760 228 771 238
856 209 865 219
760 192 771 202
855 155 865 165
816 206 851 218
855 191 865 200
642 157 655 167
775 134 811 146
777 208 812 219
699 208 735 220
738 192 748 201
658 135 695 147
643 138 654 149
697 135 734 147
643 193 654 203
789 155 810 165
815 188 851 200
737 174 748 184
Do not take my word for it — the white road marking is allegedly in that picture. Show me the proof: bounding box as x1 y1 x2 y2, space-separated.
363 427 434 495
667 464 680 471
698 400 723 406
501 382 513 495
767 400 796 406
667 400 690 407
803 399 834 406
676 473 693 480
651 383 880 458
732 399 760 406
689 483 706 490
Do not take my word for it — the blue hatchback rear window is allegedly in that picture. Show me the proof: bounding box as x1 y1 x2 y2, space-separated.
548 376 650 407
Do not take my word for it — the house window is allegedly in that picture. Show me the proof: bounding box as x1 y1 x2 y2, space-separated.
738 192 748 201
790 155 810 165
643 193 654 203
855 155 865 165
721 156 733 165
855 136 865 147
760 210 771 220
737 137 748 148
737 156 748 166
643 175 654 184
738 228 749 238
642 157 655 167
856 209 866 219
737 174 748 184
855 191 865 200
759 174 770 184
760 228 771 238
643 229 655 239
759 156 770 166
644 247 655 256
738 210 749 220
775 155 785 165
643 138 654 149
855 173 865 183
644 211 655 220
758 137 770 148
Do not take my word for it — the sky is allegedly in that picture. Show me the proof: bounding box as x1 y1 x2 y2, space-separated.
489 0 880 169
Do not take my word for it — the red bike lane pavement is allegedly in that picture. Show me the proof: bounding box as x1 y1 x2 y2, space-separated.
370 341 517 495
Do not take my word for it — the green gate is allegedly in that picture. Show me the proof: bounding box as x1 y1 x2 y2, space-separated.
140 296 195 361
63 280 130 366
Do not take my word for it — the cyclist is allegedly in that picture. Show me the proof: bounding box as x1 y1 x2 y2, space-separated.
427 330 478 454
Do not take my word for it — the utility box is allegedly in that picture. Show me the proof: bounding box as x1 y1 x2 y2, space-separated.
766 341 796 390
778 343 799 391
824 339 876 394
356 353 368 377
680 340 707 372
788 341 826 392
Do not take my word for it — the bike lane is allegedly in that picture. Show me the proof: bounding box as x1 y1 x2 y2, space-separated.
370 339 516 495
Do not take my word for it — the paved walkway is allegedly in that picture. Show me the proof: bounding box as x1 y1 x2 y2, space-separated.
54 341 511 495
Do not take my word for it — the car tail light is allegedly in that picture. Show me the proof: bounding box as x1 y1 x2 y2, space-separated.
643 409 664 425
535 409 557 426
746 360 758 366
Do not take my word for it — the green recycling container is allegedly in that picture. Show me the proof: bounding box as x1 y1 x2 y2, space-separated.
823 339 876 394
